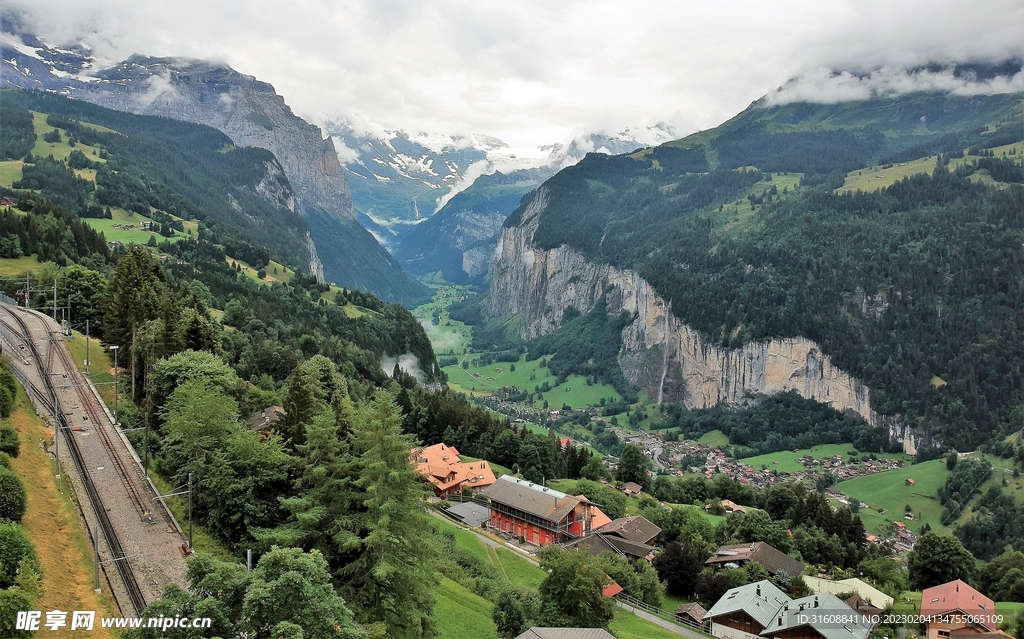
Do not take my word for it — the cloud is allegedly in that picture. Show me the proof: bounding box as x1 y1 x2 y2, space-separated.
767 66 1024 105
380 352 423 382
5 0 1023 148
331 136 361 164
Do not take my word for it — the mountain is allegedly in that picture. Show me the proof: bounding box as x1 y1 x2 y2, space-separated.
0 26 428 303
324 118 678 246
486 74 1024 452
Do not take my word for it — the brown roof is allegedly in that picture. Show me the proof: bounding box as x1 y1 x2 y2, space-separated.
247 406 286 431
596 515 662 546
515 629 618 639
921 580 996 631
482 476 580 523
621 482 643 494
674 602 707 623
706 542 805 578
561 533 655 560
845 594 883 618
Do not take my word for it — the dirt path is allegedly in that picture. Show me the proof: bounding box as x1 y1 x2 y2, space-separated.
8 389 117 638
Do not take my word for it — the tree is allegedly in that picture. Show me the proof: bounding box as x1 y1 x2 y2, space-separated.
616 443 650 490
654 542 707 596
580 457 609 481
908 532 976 590
340 395 437 639
0 471 27 523
537 547 615 628
0 522 38 589
492 590 528 639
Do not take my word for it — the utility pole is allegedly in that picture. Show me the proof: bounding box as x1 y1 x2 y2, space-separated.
109 346 119 425
94 525 100 592
52 278 57 320
85 320 90 376
188 472 193 551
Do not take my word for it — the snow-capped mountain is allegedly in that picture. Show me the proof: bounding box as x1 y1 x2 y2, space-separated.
324 117 679 246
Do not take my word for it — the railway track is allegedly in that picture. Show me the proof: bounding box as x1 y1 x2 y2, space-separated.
0 304 148 616
51 341 153 520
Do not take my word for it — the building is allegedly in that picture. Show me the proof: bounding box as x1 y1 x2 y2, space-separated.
706 542 806 579
706 580 790 639
921 580 999 639
596 515 662 546
761 592 873 639
621 481 644 496
482 476 595 545
248 406 286 431
674 602 708 628
412 443 497 498
514 629 617 639
802 576 893 609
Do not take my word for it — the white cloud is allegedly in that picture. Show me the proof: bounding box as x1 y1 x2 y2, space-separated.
5 0 1023 148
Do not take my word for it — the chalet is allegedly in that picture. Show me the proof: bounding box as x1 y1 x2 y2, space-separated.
482 476 596 545
802 576 893 610
621 481 644 497
921 580 998 639
412 443 497 498
247 406 286 432
706 580 789 639
595 515 661 546
761 592 873 639
706 542 805 579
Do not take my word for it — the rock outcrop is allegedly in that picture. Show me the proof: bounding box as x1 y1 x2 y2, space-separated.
488 188 923 453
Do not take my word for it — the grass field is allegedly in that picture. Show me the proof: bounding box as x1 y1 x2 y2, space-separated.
0 159 23 187
434 577 498 639
609 608 704 639
0 254 43 276
697 430 729 447
739 443 911 474
442 519 547 590
81 206 191 246
5 386 119 637
31 110 109 165
835 459 948 535
836 143 1023 194
414 286 475 357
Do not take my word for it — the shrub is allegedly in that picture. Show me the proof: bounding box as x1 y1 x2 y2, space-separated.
0 472 27 523
0 522 38 588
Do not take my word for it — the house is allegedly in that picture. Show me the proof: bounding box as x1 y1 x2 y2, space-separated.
596 515 662 546
621 481 643 497
482 476 595 545
706 542 806 579
718 499 748 514
802 576 893 609
247 406 286 432
674 602 708 628
906 478 916 486
844 594 884 618
561 529 655 561
412 443 497 498
514 629 618 639
921 580 999 639
761 592 873 639
706 580 790 639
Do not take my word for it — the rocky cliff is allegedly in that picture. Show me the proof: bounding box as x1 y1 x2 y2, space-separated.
488 188 925 453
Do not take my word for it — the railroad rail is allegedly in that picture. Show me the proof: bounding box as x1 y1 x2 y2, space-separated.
0 304 148 616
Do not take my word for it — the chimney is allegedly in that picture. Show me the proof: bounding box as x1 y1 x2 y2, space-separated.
756 585 761 597
814 596 819 608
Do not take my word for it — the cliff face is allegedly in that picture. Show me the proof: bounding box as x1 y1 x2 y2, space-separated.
488 188 924 453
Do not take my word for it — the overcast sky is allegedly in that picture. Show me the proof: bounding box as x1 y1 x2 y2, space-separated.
7 0 1024 150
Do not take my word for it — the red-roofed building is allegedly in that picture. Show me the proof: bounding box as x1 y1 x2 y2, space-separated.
482 476 596 545
921 580 998 639
412 443 497 498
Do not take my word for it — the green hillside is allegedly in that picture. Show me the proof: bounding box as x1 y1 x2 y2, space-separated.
498 88 1024 451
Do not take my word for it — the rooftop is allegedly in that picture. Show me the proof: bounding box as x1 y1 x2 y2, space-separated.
482 476 580 523
762 592 873 639
706 542 805 578
706 580 790 629
921 580 996 630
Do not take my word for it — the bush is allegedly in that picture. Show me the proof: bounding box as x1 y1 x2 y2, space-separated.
0 472 27 523
0 424 18 458
0 589 34 638
0 522 38 588
0 452 9 470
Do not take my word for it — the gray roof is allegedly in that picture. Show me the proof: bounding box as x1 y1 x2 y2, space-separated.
762 592 873 639
515 629 618 639
596 515 661 545
706 580 790 629
482 476 580 523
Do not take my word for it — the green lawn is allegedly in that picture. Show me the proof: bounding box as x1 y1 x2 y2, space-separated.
83 207 189 245
835 459 948 535
739 443 910 474
434 577 498 639
443 519 546 590
0 254 43 276
609 608 703 639
0 159 23 187
31 110 109 164
697 430 729 447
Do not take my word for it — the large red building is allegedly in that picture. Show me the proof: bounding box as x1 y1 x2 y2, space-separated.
482 476 597 545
